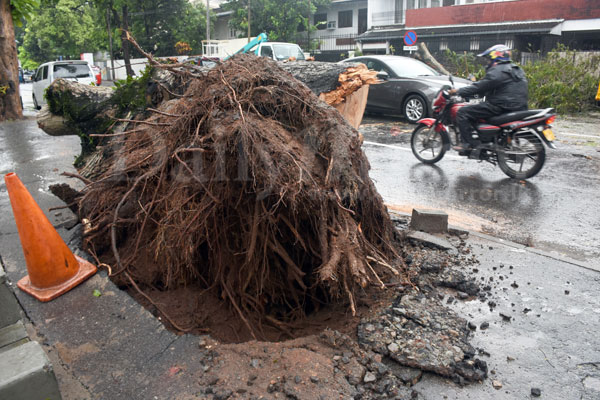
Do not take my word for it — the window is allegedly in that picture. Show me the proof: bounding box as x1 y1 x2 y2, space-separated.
53 64 92 79
407 0 416 9
358 8 367 34
439 40 448 50
505 39 514 49
394 0 404 24
272 44 305 61
338 10 352 28
314 13 327 30
443 0 456 5
363 59 390 74
431 0 442 7
229 28 237 38
42 66 48 80
260 45 273 58
470 38 480 51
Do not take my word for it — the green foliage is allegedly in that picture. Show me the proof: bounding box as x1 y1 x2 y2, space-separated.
125 0 210 57
19 56 38 71
522 45 600 114
224 0 331 43
442 49 485 80
10 0 40 26
111 65 153 112
19 0 106 63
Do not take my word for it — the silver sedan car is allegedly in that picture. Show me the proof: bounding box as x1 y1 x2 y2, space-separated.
341 55 471 123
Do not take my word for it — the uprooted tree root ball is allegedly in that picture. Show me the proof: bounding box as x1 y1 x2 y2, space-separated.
78 55 407 339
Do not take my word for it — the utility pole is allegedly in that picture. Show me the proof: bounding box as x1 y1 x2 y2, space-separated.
206 0 210 49
106 9 115 81
307 0 311 53
247 0 251 43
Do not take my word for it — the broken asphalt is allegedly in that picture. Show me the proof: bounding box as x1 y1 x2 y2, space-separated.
0 116 599 399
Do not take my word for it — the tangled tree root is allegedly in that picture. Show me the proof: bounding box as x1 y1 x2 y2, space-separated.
79 54 403 338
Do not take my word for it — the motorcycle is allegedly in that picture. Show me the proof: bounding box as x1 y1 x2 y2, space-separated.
410 77 556 179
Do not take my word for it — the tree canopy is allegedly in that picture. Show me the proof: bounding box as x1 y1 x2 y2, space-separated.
19 0 105 65
18 0 210 68
224 0 331 43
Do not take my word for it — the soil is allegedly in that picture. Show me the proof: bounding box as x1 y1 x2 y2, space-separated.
106 216 489 399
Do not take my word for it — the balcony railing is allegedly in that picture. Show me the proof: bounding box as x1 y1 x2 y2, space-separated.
296 33 360 52
371 11 404 27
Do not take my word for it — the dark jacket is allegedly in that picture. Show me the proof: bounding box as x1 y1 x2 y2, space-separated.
458 61 528 111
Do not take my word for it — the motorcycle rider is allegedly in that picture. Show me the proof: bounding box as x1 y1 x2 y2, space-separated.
449 44 528 152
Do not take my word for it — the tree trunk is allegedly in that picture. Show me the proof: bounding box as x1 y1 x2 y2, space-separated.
121 5 134 77
0 0 23 121
416 42 450 76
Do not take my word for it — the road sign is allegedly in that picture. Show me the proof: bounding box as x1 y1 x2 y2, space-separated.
403 30 418 46
403 46 418 51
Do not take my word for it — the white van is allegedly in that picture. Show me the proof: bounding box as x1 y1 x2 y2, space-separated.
32 60 95 109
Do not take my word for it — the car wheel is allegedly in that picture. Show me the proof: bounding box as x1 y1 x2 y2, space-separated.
32 94 40 110
403 94 427 124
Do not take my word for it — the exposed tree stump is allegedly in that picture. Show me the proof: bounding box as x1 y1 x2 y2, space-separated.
72 55 401 338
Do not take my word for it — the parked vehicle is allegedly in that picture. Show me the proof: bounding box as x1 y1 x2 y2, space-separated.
340 55 472 123
229 33 306 61
23 70 34 82
32 60 95 109
410 78 556 179
184 56 220 68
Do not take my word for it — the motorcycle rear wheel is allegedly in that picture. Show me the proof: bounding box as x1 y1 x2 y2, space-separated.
497 132 546 179
411 125 446 164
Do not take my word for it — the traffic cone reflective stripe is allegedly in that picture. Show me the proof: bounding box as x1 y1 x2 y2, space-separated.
4 172 96 302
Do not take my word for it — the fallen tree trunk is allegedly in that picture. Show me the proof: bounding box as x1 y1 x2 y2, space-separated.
38 60 376 140
416 42 450 75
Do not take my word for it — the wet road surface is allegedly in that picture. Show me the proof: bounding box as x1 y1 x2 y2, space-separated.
359 114 600 269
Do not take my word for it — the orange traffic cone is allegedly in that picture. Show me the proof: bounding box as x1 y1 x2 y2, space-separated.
4 172 96 302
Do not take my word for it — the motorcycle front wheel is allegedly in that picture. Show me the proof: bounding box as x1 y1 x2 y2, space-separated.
411 124 446 164
497 132 546 179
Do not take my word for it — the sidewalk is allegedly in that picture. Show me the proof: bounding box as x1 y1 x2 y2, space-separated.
1 118 599 399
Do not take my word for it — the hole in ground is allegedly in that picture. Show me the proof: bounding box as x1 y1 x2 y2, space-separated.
121 276 398 344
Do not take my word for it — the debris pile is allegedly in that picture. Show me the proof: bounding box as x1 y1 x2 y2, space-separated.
76 55 402 338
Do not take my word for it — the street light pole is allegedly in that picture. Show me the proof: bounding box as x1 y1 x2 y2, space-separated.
106 9 115 81
247 0 251 43
206 0 210 46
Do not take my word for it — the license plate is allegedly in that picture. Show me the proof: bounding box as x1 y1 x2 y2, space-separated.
543 129 555 141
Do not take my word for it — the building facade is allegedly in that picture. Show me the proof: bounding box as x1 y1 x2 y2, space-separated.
359 0 600 57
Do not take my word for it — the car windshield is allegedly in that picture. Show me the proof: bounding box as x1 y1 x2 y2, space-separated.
384 58 441 78
272 44 305 61
53 64 92 79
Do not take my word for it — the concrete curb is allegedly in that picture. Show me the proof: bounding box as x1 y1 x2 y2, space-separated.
0 262 63 400
0 341 62 400
0 261 21 328
390 210 599 273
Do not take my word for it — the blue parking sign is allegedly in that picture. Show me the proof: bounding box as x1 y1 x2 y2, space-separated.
404 31 418 46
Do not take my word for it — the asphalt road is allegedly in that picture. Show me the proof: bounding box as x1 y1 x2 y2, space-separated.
359 113 600 269
3 84 600 400
16 82 600 268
